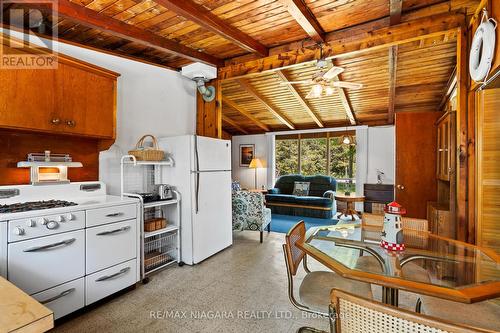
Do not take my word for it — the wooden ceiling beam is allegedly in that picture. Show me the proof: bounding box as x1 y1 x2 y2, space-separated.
237 79 295 129
279 0 325 44
218 12 465 80
223 98 270 132
222 115 249 134
332 76 356 125
41 0 222 67
154 0 268 56
275 70 324 127
390 0 403 25
387 45 398 124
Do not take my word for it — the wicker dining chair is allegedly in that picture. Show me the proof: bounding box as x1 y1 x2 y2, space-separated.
329 289 494 333
283 221 373 318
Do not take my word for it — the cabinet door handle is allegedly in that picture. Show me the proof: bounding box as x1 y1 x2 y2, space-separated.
51 118 60 125
66 120 76 127
105 212 123 217
23 238 76 252
96 267 130 282
96 226 131 236
39 288 75 304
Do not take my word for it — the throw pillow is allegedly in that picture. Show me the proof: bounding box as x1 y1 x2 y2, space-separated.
293 181 310 196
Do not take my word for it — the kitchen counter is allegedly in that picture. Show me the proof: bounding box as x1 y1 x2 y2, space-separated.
0 276 53 333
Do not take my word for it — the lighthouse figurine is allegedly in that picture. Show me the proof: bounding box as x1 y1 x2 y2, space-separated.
380 201 406 251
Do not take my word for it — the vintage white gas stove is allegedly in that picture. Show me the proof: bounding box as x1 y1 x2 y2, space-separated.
0 181 140 320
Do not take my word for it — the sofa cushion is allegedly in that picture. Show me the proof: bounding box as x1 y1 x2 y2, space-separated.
265 194 332 208
274 174 305 194
305 175 337 197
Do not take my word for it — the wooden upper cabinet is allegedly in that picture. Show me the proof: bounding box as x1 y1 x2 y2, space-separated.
0 68 58 131
0 45 119 139
436 112 456 182
56 61 117 138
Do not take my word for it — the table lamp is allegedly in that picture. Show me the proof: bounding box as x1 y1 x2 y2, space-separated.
249 158 263 189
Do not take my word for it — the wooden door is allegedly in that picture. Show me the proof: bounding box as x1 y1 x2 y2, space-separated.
57 62 116 138
395 112 440 218
0 67 57 132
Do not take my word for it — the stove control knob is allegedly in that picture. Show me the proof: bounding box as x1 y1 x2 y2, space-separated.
26 219 36 227
14 226 25 236
65 213 74 221
54 216 64 223
46 221 59 230
38 217 48 225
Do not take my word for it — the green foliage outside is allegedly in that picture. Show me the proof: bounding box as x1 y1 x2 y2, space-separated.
275 137 356 193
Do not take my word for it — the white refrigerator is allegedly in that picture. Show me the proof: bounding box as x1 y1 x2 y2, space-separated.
158 135 233 265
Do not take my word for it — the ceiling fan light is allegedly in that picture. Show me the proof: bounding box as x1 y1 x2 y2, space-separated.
342 135 351 145
312 84 323 95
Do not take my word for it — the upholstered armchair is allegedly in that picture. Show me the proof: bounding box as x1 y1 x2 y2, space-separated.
232 191 271 243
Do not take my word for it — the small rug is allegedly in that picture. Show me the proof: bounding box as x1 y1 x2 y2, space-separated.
270 214 338 234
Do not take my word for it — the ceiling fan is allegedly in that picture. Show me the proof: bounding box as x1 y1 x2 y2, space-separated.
280 62 363 99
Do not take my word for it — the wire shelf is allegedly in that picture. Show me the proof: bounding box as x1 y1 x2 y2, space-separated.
144 231 177 272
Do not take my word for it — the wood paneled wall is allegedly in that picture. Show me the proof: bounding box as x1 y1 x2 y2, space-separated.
0 130 99 185
196 79 222 138
476 88 500 255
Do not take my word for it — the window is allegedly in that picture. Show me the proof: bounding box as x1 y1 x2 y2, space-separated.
300 137 327 176
275 132 356 192
275 138 299 177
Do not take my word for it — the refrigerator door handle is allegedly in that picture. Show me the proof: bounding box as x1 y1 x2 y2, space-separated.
195 135 200 214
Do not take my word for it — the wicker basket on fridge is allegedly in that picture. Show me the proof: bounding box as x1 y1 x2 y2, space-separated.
128 134 165 161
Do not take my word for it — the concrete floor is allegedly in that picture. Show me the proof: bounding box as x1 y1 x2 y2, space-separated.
51 230 416 333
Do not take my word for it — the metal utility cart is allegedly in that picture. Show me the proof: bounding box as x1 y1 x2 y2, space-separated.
120 155 182 283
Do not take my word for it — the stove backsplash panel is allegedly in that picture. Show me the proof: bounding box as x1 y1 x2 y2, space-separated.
0 130 99 185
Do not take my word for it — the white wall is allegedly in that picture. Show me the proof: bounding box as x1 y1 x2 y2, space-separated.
231 134 271 190
4 29 197 195
366 126 395 185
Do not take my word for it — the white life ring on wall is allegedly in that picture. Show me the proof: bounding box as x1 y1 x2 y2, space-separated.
469 10 497 82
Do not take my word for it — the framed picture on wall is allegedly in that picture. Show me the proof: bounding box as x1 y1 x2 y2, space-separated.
240 144 255 167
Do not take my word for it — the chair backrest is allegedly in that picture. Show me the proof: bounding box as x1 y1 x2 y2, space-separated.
362 213 429 231
284 221 306 276
330 289 490 333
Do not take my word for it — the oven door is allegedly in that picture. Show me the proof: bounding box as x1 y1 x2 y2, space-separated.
8 230 85 295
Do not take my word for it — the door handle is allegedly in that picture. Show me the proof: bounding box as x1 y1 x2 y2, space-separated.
50 118 61 125
39 288 75 304
23 238 76 252
396 184 405 190
96 267 130 282
96 226 131 236
66 120 76 127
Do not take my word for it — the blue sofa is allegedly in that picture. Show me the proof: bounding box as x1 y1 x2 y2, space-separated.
265 175 337 219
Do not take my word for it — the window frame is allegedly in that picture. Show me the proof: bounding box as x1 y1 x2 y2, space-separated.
274 131 356 180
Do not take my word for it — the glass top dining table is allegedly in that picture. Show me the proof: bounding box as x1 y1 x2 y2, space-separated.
299 223 500 306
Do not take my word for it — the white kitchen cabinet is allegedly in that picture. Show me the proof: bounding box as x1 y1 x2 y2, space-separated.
85 259 137 305
86 204 137 227
86 219 137 274
32 278 85 320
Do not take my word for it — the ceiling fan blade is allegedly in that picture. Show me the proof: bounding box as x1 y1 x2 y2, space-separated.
331 81 363 89
279 80 312 85
323 66 344 80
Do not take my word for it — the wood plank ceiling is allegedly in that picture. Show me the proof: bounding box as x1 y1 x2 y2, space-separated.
1 0 479 133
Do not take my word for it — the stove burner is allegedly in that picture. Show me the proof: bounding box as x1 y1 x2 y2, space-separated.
0 200 78 214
